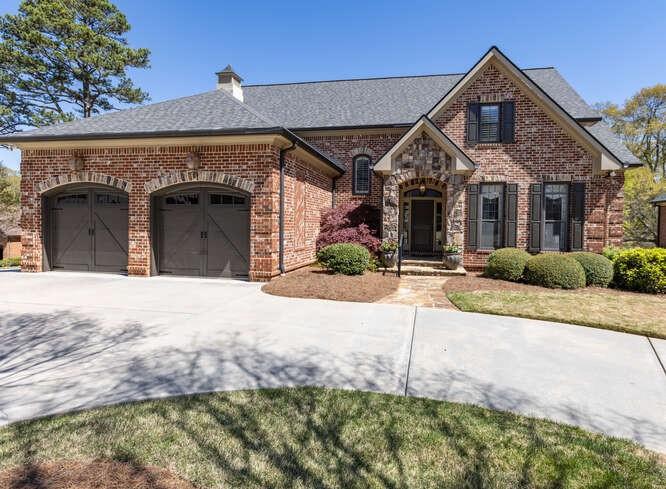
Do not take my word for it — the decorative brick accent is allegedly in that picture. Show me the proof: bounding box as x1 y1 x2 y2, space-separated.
144 170 255 194
36 171 131 194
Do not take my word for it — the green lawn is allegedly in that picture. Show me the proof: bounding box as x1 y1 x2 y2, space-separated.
448 289 666 339
0 388 663 488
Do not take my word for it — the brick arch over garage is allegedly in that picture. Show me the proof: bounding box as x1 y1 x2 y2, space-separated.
144 170 255 194
36 171 131 194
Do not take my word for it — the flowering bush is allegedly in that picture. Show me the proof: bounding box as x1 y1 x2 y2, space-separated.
316 203 381 254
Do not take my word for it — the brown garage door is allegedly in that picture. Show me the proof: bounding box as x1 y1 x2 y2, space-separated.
48 188 129 272
156 187 249 278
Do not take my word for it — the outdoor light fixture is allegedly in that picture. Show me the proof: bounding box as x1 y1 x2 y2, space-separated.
419 183 426 195
68 154 84 171
185 152 201 170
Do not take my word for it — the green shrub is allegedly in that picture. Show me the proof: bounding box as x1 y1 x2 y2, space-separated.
524 254 586 289
0 257 20 268
317 243 370 275
602 245 623 262
570 252 614 287
485 248 531 282
613 248 666 294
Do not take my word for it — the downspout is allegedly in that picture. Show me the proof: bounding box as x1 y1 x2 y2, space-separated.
331 175 340 207
279 142 297 275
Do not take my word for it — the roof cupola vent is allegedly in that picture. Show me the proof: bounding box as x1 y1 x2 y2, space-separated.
216 65 244 102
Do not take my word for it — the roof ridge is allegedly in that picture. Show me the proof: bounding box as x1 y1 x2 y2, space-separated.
243 67 556 88
212 86 280 126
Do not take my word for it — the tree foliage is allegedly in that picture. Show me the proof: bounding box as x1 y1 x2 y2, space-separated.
597 84 666 176
0 164 20 209
623 166 666 245
0 0 150 135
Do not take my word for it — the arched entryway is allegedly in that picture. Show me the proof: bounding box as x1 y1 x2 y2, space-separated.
44 184 129 273
151 183 250 278
399 180 446 256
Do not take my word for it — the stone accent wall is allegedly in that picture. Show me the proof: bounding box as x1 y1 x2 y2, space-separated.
19 144 332 281
381 132 465 248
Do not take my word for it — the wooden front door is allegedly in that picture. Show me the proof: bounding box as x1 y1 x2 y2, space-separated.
410 200 435 254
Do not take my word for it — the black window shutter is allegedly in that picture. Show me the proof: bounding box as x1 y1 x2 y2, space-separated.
501 101 515 143
570 182 585 251
467 103 479 143
504 183 518 247
467 184 479 250
529 183 542 252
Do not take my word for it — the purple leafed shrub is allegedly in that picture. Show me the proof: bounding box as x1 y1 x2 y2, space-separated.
316 203 381 253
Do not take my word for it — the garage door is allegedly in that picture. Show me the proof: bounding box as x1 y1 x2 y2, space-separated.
48 188 129 272
156 187 250 278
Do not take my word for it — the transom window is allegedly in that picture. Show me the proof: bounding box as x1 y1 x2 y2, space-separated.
352 155 371 195
479 184 503 249
543 183 568 251
479 104 501 143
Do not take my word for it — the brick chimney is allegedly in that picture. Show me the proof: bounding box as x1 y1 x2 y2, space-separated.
216 65 244 102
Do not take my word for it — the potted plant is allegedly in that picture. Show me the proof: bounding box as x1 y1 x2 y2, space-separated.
380 240 399 268
442 243 462 270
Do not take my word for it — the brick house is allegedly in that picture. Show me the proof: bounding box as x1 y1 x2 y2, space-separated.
0 47 639 280
654 194 666 248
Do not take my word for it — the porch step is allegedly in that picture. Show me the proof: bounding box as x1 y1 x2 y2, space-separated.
401 259 444 267
386 264 467 277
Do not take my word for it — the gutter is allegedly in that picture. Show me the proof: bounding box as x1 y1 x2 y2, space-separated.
279 141 297 274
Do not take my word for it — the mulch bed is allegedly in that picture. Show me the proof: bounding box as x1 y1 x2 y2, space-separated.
0 460 195 489
262 266 400 302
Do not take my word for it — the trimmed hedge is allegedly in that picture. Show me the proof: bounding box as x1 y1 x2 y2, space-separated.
570 252 614 287
485 248 531 282
524 254 586 289
0 257 20 268
317 243 370 275
613 248 666 294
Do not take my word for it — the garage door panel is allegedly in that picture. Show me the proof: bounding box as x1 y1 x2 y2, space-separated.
93 193 129 272
158 193 203 276
48 189 129 273
206 209 250 278
51 194 91 271
156 188 250 278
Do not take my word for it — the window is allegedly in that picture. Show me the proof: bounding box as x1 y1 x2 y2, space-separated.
56 194 87 206
96 193 128 206
209 193 246 207
479 104 500 142
478 184 504 249
468 101 515 144
352 155 371 194
542 183 568 251
165 193 199 205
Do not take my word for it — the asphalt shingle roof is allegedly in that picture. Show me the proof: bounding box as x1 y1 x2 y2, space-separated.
2 66 638 166
652 193 666 204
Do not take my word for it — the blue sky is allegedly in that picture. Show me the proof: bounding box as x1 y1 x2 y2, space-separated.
1 0 665 171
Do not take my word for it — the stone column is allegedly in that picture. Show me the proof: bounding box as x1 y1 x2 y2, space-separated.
445 175 466 247
382 175 399 241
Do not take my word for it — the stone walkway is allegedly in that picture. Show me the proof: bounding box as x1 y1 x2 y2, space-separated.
379 275 456 309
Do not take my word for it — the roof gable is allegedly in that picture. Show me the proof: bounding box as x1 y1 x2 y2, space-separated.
427 46 623 171
374 116 475 173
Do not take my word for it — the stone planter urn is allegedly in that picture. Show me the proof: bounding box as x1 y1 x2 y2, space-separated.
381 250 398 268
442 244 462 270
380 240 399 268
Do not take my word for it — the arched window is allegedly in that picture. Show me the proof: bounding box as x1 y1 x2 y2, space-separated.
352 155 372 195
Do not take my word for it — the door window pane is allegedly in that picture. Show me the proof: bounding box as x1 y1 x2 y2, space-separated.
57 194 87 206
165 193 199 205
96 193 128 206
543 184 568 250
478 184 503 249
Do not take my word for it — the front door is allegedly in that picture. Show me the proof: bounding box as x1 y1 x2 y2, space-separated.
410 200 435 254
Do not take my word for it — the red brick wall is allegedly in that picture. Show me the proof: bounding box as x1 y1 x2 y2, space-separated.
657 205 666 248
430 63 624 269
282 153 333 271
20 144 331 281
302 132 404 209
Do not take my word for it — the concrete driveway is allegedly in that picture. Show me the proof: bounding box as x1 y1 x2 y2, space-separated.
0 271 664 452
